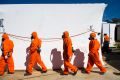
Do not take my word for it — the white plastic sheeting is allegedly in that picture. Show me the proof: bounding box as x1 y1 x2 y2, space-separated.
0 4 107 70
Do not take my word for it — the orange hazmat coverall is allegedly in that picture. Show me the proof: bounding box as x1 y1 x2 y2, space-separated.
63 31 77 74
0 33 14 75
86 33 106 73
103 34 110 54
26 32 47 74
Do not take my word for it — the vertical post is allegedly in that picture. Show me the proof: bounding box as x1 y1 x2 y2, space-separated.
101 23 103 46
109 23 110 42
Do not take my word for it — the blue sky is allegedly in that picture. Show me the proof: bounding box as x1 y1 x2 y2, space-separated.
0 0 120 21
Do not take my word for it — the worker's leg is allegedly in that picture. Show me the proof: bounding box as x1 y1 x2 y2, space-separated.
94 54 107 73
36 53 47 72
0 56 6 75
64 59 77 73
7 56 14 74
86 56 94 73
26 53 36 74
63 60 69 75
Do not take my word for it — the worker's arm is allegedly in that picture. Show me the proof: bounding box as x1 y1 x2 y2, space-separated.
2 42 9 56
66 39 73 58
30 41 38 53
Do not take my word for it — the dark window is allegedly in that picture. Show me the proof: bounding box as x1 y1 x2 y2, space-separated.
115 25 120 42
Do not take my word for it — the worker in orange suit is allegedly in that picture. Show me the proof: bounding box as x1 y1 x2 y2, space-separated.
25 32 47 75
86 32 107 74
62 31 78 75
0 33 14 76
102 33 110 61
104 34 110 42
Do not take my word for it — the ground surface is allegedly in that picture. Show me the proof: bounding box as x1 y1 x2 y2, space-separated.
0 62 120 80
0 48 120 80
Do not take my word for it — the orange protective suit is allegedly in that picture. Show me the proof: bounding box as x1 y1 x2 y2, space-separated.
63 31 77 74
86 33 106 73
102 34 110 59
0 33 14 75
26 32 47 74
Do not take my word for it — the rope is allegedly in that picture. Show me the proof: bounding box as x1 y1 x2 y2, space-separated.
42 38 61 40
71 31 90 38
10 35 31 42
8 33 30 39
0 30 91 42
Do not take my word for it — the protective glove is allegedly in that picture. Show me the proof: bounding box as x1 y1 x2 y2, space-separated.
5 55 8 59
37 48 41 53
72 47 75 53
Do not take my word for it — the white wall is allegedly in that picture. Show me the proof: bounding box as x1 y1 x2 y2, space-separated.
0 4 107 70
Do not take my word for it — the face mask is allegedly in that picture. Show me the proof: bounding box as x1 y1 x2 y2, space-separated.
2 38 4 42
88 37 94 40
62 35 64 39
31 35 34 40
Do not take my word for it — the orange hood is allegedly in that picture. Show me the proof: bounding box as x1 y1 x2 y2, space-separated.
31 32 38 39
90 32 96 38
2 33 9 40
63 31 69 38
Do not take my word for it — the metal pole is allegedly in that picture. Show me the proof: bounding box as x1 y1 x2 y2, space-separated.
101 23 103 46
109 23 110 42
